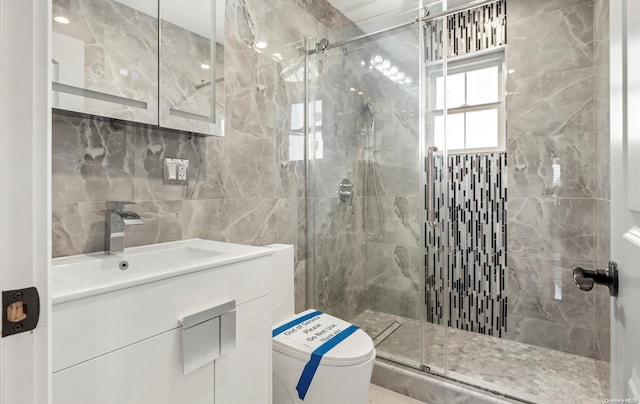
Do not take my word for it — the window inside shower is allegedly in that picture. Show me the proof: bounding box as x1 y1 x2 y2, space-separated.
432 54 505 153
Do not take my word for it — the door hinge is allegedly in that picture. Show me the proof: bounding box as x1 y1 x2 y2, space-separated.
2 287 40 337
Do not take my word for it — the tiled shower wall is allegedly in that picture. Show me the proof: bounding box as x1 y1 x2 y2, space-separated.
51 0 357 313
505 0 609 360
427 154 508 336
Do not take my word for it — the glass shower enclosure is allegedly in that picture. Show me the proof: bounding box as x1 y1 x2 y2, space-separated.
305 0 610 402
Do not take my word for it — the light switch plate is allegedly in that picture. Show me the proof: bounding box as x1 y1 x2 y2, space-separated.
164 157 189 185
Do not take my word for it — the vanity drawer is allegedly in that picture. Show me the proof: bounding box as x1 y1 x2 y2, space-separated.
53 255 271 372
54 327 215 404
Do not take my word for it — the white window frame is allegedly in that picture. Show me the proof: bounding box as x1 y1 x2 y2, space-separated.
430 51 506 154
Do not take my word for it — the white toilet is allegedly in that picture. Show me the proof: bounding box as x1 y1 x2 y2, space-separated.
268 244 376 404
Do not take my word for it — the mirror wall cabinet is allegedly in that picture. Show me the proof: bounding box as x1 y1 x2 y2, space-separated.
52 0 225 136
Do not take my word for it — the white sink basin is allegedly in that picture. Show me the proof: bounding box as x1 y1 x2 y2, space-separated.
52 238 272 304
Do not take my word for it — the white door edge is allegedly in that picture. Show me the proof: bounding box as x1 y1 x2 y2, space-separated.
0 1 52 403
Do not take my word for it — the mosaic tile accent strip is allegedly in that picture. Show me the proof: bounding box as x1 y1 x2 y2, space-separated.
426 153 508 337
425 0 507 62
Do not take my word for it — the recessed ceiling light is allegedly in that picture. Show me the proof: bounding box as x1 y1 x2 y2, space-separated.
200 63 210 70
508 69 516 74
54 16 70 24
255 41 268 49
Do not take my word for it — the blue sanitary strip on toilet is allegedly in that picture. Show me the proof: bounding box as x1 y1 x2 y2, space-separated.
272 310 323 338
295 324 360 400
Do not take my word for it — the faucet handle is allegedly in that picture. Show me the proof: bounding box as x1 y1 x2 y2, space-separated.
105 201 136 211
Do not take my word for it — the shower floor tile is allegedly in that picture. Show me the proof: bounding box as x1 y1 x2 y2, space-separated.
352 310 608 404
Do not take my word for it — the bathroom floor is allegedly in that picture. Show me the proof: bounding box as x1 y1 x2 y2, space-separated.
368 384 425 403
353 310 609 404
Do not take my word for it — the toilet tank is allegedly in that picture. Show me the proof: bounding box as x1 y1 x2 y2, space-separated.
265 244 295 324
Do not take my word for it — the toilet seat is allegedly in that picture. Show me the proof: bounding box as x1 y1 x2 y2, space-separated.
272 309 375 366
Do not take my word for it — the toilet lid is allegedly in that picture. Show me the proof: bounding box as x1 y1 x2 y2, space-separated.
272 309 375 366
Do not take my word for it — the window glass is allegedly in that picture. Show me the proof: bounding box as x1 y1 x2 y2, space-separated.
465 109 499 149
288 134 305 161
446 72 466 109
435 76 444 110
431 56 503 152
290 103 304 131
466 66 499 106
434 115 444 150
434 113 465 150
447 113 466 150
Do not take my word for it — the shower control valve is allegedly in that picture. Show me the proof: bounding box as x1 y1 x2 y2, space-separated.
337 178 353 203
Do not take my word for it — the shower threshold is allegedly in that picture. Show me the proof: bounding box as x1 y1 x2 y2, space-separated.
352 310 608 404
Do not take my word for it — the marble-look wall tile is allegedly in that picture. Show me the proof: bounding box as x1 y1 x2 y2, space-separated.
506 0 607 360
182 198 297 247
595 65 611 201
507 2 593 80
508 258 595 329
366 149 421 198
296 197 307 263
366 245 421 319
506 67 594 140
508 0 590 24
506 314 597 359
508 197 596 264
507 123 595 199
125 200 184 248
308 143 361 198
295 259 307 314
52 111 136 204
364 196 421 248
53 201 110 257
593 0 610 67
313 232 367 321
593 0 611 394
134 126 207 202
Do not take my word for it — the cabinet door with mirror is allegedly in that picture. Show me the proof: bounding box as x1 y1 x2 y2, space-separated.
159 0 224 136
51 0 225 137
52 0 159 125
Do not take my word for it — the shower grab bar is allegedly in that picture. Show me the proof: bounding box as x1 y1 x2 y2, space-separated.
426 145 438 229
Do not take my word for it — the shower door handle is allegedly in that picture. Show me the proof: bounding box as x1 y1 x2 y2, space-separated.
426 145 438 228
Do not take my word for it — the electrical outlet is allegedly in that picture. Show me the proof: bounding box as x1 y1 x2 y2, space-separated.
178 160 188 180
164 158 189 185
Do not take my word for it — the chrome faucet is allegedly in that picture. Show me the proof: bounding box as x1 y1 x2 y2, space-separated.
105 201 143 255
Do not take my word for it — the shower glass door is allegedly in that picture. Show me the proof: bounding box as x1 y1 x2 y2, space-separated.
306 0 611 402
421 1 449 375
305 4 443 371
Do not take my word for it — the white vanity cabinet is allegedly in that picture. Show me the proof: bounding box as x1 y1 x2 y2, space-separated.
52 239 273 404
